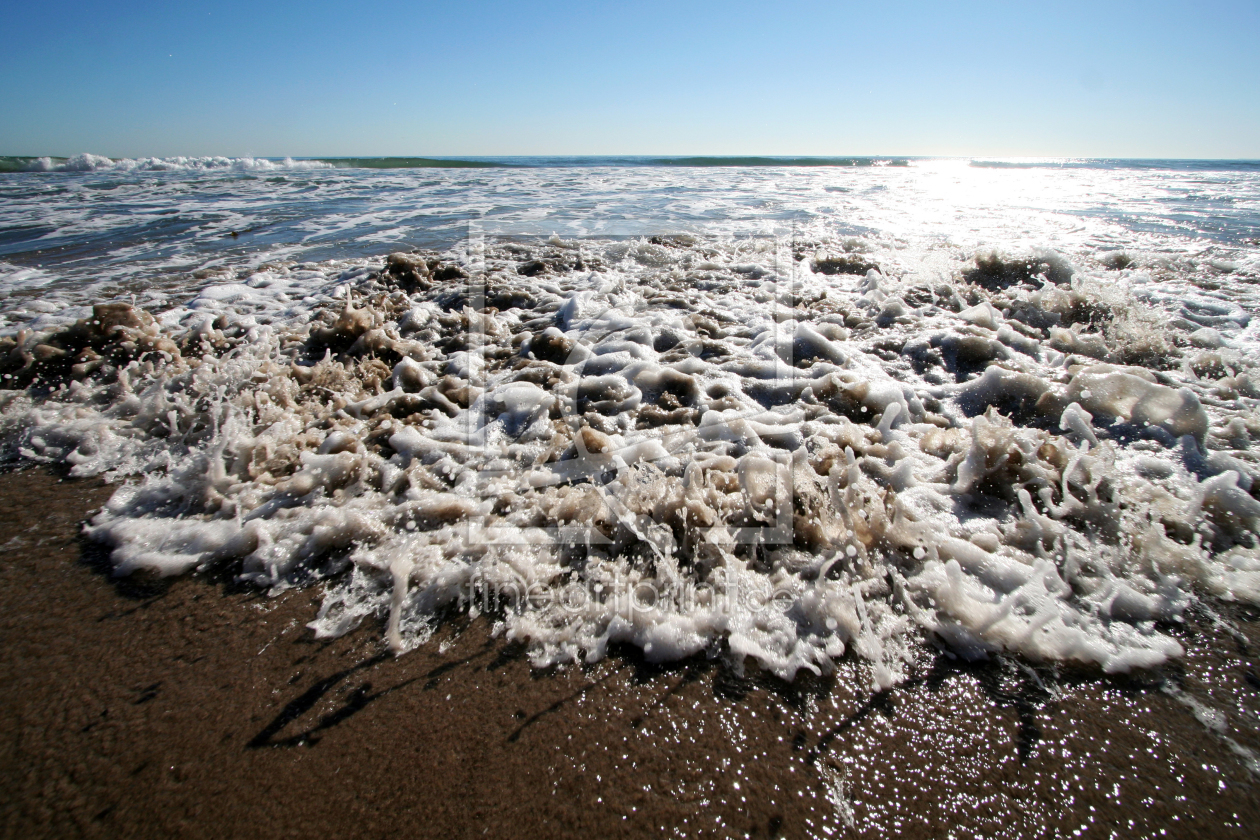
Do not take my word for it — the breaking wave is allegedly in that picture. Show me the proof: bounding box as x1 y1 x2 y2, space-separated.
645 157 910 168
2 155 914 173
1 154 336 173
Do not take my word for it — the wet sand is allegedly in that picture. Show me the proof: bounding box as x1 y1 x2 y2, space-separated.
1 468 1258 839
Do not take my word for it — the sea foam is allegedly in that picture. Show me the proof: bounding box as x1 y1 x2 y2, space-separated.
2 237 1258 688
21 154 334 173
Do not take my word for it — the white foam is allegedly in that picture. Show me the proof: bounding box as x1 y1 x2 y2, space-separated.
23 154 334 173
3 229 1260 686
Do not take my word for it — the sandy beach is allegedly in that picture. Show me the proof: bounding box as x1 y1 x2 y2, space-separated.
0 467 1256 839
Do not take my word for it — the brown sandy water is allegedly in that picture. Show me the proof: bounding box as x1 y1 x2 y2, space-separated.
1 469 1258 840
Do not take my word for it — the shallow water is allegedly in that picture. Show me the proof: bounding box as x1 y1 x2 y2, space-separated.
2 156 1257 315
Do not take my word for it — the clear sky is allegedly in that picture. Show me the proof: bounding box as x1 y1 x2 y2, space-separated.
3 0 1257 158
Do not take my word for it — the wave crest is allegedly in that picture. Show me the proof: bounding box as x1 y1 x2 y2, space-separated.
9 154 335 173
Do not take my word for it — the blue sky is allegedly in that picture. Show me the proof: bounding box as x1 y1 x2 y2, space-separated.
3 0 1257 158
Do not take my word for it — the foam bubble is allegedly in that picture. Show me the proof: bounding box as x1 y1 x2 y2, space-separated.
3 234 1259 687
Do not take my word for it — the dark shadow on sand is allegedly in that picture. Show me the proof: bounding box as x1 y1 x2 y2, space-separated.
247 653 393 748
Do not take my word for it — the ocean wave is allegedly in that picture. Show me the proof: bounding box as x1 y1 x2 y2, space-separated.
969 158 1081 169
7 154 1254 174
970 158 1260 172
647 156 911 168
1 154 335 173
315 156 912 169
304 156 911 169
316 157 517 169
0 154 915 173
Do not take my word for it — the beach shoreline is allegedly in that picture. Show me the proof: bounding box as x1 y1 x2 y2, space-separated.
1 467 1258 839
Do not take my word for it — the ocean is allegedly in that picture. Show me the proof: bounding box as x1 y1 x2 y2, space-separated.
1 155 1258 837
